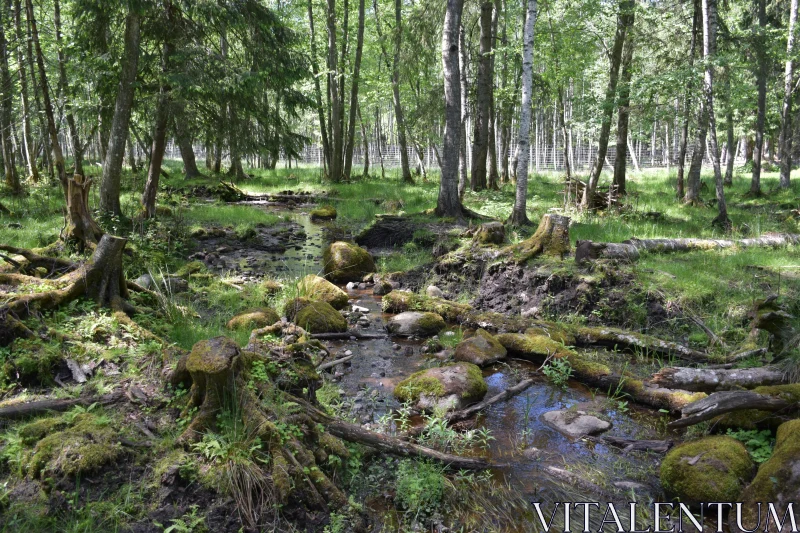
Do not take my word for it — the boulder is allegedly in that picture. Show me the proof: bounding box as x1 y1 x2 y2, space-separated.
294 300 348 334
472 221 505 245
323 242 376 283
426 285 444 298
734 419 800 533
387 312 445 337
159 277 189 294
226 308 280 330
134 273 154 289
373 280 394 295
660 436 754 506
541 410 611 439
283 297 313 322
310 205 337 222
298 274 349 310
394 362 488 412
454 329 507 366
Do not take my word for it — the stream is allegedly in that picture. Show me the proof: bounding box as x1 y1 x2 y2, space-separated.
197 201 670 524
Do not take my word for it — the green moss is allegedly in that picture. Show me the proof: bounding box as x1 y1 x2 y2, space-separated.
394 372 446 403
310 205 337 221
461 362 489 399
284 297 313 321
272 453 292 504
294 300 348 333
225 308 280 330
496 333 572 359
19 417 67 446
175 260 207 278
752 383 800 402
23 413 122 479
297 274 349 310
454 329 507 366
323 241 376 282
715 385 800 430
660 436 754 505
381 291 472 322
565 353 611 379
3 339 62 386
736 420 800 527
318 433 349 459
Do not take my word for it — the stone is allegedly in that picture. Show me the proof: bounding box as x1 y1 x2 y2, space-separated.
226 308 280 330
426 285 444 298
472 221 505 245
159 277 189 294
454 328 507 366
394 362 488 413
323 241 376 283
297 274 349 310
134 273 154 290
386 312 446 337
294 300 348 334
352 305 369 313
373 280 393 295
541 410 611 439
346 282 358 290
310 205 337 222
660 436 754 507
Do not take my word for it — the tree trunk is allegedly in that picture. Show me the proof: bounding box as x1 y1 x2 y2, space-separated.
0 5 19 193
458 23 468 198
435 0 465 219
358 105 370 178
651 366 786 392
750 0 767 196
392 0 411 183
612 33 635 196
54 0 83 178
343 0 365 181
141 35 173 219
174 105 201 179
308 0 331 174
725 84 735 185
677 1 699 200
470 1 493 191
12 0 37 183
508 0 537 225
779 0 798 188
327 0 343 182
486 0 501 190
99 11 141 216
508 213 570 262
583 0 633 209
701 0 729 229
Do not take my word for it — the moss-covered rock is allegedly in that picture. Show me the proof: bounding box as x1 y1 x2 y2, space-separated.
394 362 488 412
298 274 349 310
496 333 573 359
310 205 337 222
387 311 446 337
454 329 507 366
226 308 280 330
382 291 473 322
294 301 348 333
660 436 754 506
322 241 376 283
735 420 800 532
23 413 123 479
19 417 68 446
283 297 313 321
2 339 62 386
175 260 206 278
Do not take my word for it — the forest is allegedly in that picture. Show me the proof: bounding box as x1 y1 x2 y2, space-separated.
0 0 799 531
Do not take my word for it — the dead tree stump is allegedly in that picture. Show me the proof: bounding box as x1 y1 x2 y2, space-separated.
507 214 571 262
750 295 797 356
65 174 103 251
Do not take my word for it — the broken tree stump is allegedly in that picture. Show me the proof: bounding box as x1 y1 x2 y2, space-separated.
506 214 571 262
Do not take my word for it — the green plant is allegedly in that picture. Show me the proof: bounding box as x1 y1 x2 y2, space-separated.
394 459 448 519
726 428 775 464
542 357 573 389
158 505 206 533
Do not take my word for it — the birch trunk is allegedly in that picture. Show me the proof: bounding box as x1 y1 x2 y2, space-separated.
779 0 798 188
12 0 37 183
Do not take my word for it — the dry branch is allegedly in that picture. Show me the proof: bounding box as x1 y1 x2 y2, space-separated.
669 390 796 428
0 391 123 421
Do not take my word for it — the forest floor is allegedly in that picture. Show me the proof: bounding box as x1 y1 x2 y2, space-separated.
0 162 798 532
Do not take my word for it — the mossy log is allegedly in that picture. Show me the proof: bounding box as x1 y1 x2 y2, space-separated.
171 337 490 511
575 233 800 264
0 244 76 276
651 365 786 392
0 235 135 345
505 214 571 262
669 390 798 428
0 391 123 421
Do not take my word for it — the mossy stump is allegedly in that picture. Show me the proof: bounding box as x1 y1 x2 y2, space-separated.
506 214 571 262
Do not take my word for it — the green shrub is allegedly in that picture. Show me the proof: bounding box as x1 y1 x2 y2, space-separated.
394 460 447 518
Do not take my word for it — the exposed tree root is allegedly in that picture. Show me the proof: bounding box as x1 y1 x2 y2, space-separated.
0 244 76 276
0 235 135 345
504 214 571 263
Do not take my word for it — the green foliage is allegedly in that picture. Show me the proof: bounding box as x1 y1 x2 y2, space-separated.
394 460 448 518
157 505 206 533
726 428 775 464
542 357 573 389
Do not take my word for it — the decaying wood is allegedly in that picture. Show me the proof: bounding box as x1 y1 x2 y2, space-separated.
669 390 796 428
506 214 571 263
446 379 534 424
598 436 673 453
749 294 798 356
310 332 388 340
0 244 76 275
651 365 786 392
575 233 800 263
0 391 123 421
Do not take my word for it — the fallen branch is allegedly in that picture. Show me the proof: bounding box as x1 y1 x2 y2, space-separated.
0 391 123 421
651 365 786 392
447 379 534 424
668 390 796 428
310 332 388 340
316 354 355 371
598 436 673 454
575 233 800 263
0 244 76 275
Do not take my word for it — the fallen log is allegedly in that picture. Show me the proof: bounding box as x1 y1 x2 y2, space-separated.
668 390 796 428
0 391 123 421
572 326 711 363
446 379 534 424
598 436 673 454
0 244 76 276
316 354 355 371
651 365 786 392
575 233 800 263
310 332 388 340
